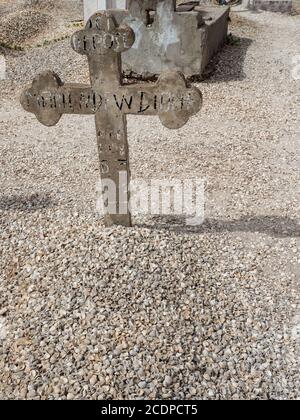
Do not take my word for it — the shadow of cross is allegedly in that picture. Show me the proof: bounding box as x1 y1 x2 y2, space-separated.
20 12 202 228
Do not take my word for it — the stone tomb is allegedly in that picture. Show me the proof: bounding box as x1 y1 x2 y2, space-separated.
20 12 202 228
247 0 292 13
84 0 128 22
84 0 230 78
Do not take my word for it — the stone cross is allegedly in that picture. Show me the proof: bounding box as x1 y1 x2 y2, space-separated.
20 12 202 227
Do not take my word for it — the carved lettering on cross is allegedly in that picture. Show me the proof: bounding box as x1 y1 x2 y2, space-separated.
20 12 202 227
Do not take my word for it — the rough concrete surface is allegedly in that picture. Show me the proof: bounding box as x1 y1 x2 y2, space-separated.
122 2 229 78
84 0 230 78
84 1 128 21
248 0 293 13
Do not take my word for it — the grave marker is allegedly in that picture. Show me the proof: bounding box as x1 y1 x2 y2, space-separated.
20 12 202 227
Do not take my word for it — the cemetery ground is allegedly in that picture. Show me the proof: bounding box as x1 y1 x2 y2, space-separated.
0 3 300 400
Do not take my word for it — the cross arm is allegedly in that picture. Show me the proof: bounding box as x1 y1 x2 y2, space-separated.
20 70 202 130
20 71 95 127
118 72 202 129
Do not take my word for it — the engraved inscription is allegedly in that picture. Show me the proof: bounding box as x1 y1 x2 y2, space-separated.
23 90 201 115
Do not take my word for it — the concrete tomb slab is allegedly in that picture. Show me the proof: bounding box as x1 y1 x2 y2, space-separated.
20 12 202 228
123 1 229 78
248 0 292 13
84 0 230 78
84 0 128 22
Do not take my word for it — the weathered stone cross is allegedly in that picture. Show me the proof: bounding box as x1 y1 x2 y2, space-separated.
20 12 202 227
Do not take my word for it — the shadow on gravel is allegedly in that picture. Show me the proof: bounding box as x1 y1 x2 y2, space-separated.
0 193 54 212
138 215 300 238
201 36 253 83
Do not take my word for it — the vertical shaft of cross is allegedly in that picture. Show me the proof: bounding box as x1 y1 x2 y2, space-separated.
89 51 132 227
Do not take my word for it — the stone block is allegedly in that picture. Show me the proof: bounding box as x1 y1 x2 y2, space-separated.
84 1 230 78
248 0 292 13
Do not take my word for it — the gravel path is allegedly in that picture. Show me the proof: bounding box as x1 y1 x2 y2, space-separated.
0 9 300 400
